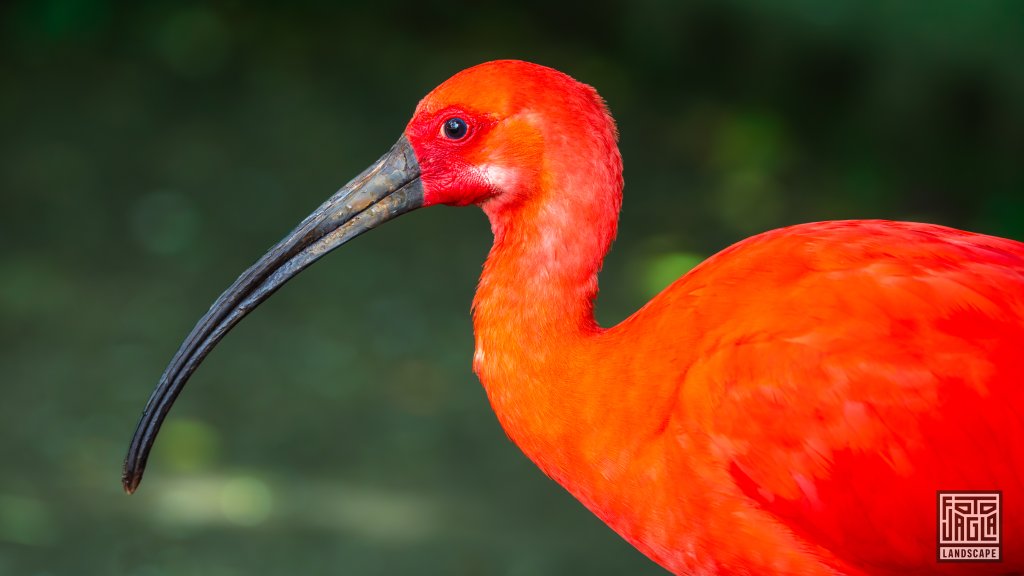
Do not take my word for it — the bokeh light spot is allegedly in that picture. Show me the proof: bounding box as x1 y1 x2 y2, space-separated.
714 169 784 234
156 418 221 473
641 252 704 299
220 476 273 526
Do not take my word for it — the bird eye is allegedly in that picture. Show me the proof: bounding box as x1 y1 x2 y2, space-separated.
442 117 468 140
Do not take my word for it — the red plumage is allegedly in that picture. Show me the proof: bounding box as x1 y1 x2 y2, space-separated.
408 62 1024 575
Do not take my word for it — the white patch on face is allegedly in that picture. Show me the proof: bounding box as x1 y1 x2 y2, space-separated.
477 163 519 192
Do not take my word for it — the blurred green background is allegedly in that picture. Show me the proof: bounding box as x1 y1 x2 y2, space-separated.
2 1 1023 574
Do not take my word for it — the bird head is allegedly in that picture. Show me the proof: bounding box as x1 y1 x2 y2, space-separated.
122 60 621 493
406 60 619 216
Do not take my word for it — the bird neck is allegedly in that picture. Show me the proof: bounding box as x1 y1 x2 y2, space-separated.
474 198 605 344
471 141 623 471
472 102 623 346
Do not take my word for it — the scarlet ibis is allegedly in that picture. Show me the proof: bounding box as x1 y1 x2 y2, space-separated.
124 60 1024 575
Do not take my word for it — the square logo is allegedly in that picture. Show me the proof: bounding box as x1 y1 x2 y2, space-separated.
937 490 1001 562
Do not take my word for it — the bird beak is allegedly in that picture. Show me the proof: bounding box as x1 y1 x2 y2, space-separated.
121 135 423 494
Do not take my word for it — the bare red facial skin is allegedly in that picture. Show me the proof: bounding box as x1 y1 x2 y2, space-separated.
403 106 497 208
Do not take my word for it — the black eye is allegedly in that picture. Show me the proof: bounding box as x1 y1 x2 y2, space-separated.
443 117 468 140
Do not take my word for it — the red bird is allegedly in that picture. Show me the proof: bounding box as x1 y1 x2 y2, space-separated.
124 61 1024 575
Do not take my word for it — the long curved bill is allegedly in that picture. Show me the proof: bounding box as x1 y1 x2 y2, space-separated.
122 136 423 494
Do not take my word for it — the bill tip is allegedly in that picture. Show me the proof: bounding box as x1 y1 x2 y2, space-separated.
122 470 140 494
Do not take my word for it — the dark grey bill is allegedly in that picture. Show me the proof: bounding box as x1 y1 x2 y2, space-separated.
122 136 423 494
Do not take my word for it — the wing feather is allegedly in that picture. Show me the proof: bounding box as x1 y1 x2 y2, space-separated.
667 221 1024 573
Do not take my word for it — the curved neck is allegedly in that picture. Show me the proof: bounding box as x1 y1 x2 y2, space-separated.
474 135 622 343
474 100 622 333
471 134 623 450
475 200 603 338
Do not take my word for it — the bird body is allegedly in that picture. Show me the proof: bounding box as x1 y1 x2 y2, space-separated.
475 217 1024 575
125 60 1024 575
